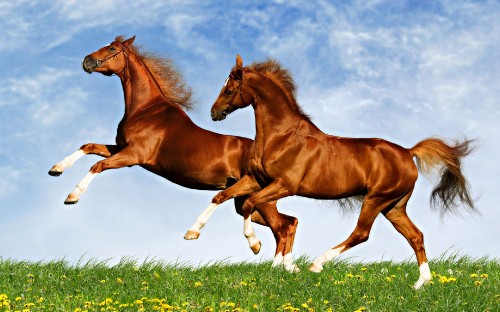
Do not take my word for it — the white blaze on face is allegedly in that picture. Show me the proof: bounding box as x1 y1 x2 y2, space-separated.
223 77 230 87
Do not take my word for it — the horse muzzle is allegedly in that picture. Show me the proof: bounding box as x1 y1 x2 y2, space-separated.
211 105 232 121
82 55 99 74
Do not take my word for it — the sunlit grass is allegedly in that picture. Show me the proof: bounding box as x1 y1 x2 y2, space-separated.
0 255 499 311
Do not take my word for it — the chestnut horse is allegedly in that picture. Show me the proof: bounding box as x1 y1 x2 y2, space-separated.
48 37 298 264
197 55 476 289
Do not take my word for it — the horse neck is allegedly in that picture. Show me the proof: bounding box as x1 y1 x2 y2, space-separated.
248 72 306 137
118 53 177 118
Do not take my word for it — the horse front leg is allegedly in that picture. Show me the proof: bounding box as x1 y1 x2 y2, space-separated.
63 146 141 204
184 174 261 240
49 143 120 176
240 179 297 267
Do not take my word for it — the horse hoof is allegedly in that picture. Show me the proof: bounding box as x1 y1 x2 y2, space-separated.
308 262 323 273
251 241 261 254
64 194 79 205
184 230 200 240
285 264 300 273
49 164 64 176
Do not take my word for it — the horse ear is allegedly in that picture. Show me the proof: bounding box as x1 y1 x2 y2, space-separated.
234 54 244 80
122 36 136 46
236 54 243 69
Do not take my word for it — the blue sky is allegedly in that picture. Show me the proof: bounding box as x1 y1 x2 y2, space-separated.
1 0 499 266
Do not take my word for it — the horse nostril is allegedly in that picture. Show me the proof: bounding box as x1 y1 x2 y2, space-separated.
82 55 97 73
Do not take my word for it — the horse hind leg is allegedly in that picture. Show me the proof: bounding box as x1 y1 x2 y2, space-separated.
383 201 431 290
49 144 119 176
309 196 389 273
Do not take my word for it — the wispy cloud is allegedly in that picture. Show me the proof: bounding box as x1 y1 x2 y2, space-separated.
0 68 86 126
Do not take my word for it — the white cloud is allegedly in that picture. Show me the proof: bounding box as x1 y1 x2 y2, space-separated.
0 68 87 126
1 0 499 265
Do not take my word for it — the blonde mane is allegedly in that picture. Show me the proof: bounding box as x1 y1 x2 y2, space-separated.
117 36 193 110
247 59 310 120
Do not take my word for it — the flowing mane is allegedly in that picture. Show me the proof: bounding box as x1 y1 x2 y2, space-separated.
116 36 193 110
247 59 311 120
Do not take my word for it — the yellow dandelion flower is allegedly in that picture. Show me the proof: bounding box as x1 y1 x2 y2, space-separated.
135 299 144 305
100 279 107 284
361 267 368 271
116 278 123 283
354 306 367 312
16 296 22 301
474 281 482 286
302 303 309 308
253 304 258 309
480 273 488 278
346 273 354 278
470 273 478 278
239 281 248 286
38 297 44 303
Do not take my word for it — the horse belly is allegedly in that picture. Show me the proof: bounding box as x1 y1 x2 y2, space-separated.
297 163 367 199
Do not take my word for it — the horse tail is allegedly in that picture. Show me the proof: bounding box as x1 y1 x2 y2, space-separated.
409 137 477 217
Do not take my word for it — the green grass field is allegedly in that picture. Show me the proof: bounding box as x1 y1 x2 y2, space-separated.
0 255 498 311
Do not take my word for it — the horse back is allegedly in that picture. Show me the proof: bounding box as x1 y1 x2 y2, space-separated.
297 136 418 198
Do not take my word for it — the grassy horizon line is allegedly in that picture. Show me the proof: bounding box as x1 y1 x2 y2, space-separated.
1 254 499 311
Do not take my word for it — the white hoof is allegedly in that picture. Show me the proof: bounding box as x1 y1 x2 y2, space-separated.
308 261 323 273
184 230 200 240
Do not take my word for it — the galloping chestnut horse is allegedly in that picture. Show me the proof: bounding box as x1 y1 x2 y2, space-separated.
48 37 299 262
197 55 476 289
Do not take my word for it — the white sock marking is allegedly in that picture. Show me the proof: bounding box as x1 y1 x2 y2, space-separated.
283 253 299 272
272 253 284 267
414 262 432 290
311 247 343 270
187 203 219 233
68 172 97 200
244 217 259 248
56 150 85 171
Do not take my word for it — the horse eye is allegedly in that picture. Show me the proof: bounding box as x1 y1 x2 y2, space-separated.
224 89 232 95
109 46 117 51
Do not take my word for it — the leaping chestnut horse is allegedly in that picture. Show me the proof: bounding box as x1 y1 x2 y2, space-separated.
48 37 298 265
195 55 476 289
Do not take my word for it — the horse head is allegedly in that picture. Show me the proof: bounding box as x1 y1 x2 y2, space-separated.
211 55 253 121
82 36 135 76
